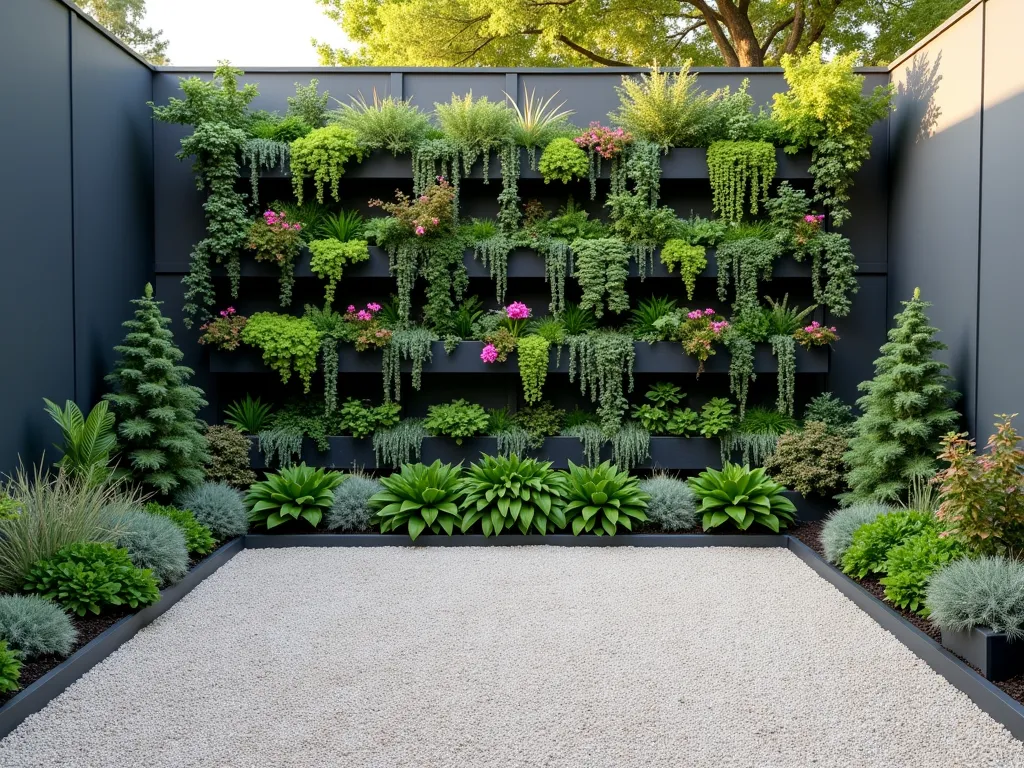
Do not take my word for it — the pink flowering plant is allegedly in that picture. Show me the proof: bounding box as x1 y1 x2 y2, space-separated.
794 213 826 245
198 307 247 351
342 302 392 351
248 210 304 265
574 123 632 159
369 176 455 239
665 308 730 375
794 320 839 348
500 301 532 338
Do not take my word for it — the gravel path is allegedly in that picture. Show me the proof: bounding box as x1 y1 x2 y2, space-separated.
1 547 1022 768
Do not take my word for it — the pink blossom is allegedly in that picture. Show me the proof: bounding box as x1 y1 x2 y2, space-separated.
347 305 357 313
419 196 429 203
415 226 426 236
687 310 704 320
505 301 531 320
357 310 372 321
431 217 439 225
710 321 730 334
704 308 715 315
480 344 499 364
366 302 382 312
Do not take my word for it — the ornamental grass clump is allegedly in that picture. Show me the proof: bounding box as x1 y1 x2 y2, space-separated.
104 504 190 586
332 92 431 155
176 482 248 540
144 503 216 556
0 595 76 659
326 474 382 532
926 556 1024 640
820 503 891 564
369 461 465 540
459 455 567 536
639 475 697 531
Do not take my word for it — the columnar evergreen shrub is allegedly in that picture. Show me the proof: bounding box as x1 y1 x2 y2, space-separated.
104 284 208 496
842 289 960 503
204 425 257 489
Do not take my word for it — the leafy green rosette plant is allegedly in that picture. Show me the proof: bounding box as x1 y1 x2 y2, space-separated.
460 454 567 536
560 461 650 536
688 463 796 532
840 509 935 579
0 642 20 694
539 137 589 184
246 463 344 530
289 125 364 204
424 400 490 444
23 543 160 617
241 312 321 393
369 460 465 540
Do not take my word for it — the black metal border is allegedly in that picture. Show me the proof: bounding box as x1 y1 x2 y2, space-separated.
243 533 787 548
0 537 244 740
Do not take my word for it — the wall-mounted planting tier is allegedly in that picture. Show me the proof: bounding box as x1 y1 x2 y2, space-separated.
211 341 829 375
244 147 813 182
247 435 723 472
225 246 820 281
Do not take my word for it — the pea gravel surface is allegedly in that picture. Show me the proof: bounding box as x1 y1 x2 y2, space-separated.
1 547 1022 768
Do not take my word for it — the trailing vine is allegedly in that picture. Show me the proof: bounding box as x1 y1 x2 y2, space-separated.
571 238 630 318
795 232 859 317
240 312 320 393
289 126 363 204
706 141 776 222
660 240 707 300
422 239 469 330
725 334 756 419
605 140 667 277
240 138 288 206
516 335 550 405
473 234 516 303
382 328 436 402
373 419 428 469
309 238 370 306
536 236 570 314
494 427 530 458
612 423 650 471
303 305 345 414
257 424 303 468
562 423 605 466
716 237 783 318
496 142 521 233
566 332 635 435
247 210 304 307
412 138 459 206
771 333 797 417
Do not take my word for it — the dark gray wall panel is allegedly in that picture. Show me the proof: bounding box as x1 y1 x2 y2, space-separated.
829 277 888 409
404 73 506 110
0 0 76 470
70 14 154 406
887 5 984 432
976 0 1024 427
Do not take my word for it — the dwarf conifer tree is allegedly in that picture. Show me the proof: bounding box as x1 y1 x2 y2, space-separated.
104 284 208 495
842 288 960 503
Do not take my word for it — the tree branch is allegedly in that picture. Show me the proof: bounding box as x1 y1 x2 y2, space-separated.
682 0 739 65
555 34 632 66
760 15 796 57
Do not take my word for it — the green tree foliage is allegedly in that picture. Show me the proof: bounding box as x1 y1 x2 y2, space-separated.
104 284 209 496
72 0 169 64
313 0 968 68
842 289 960 504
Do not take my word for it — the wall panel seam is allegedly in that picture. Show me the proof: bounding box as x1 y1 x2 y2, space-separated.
973 0 986 432
68 9 78 403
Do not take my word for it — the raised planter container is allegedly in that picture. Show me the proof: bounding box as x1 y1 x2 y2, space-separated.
211 341 829 375
782 491 835 522
941 627 1024 682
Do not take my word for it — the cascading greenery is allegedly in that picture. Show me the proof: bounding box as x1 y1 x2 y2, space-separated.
473 234 516 304
289 126 364 204
434 93 514 181
240 138 288 205
612 422 650 471
605 140 668 276
706 140 776 222
150 64 257 327
373 419 428 469
422 238 470 330
796 232 859 317
660 240 706 300
303 305 345 414
308 238 370 306
722 407 797 466
724 333 755 419
382 328 436 402
536 236 570 314
496 142 521 233
516 335 550 405
771 334 797 416
562 423 605 467
566 332 636 435
240 312 321 394
571 238 630 318
411 138 458 196
716 237 783 319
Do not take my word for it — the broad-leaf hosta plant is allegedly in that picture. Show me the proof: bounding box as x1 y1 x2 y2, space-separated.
369 461 464 540
460 455 566 536
246 464 344 530
561 461 649 536
688 463 796 533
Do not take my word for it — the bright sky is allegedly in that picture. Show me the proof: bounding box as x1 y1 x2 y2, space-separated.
143 0 351 67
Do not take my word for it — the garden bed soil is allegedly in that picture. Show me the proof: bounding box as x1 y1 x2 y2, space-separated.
0 541 235 705
786 521 1024 707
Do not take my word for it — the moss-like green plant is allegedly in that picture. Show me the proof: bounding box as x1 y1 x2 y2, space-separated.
290 125 364 204
571 238 630 319
538 137 589 184
516 335 550 405
660 240 706 300
309 238 370 306
707 140 776 222
241 313 321 393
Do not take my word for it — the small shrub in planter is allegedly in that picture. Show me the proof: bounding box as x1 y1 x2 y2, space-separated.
459 454 566 536
0 595 76 659
205 425 257 489
424 400 489 444
105 504 190 586
176 482 248 541
688 463 796 533
764 421 848 498
927 556 1024 640
820 503 890 564
561 461 649 536
880 529 965 616
840 509 935 579
326 474 382 532
24 543 160 617
370 461 465 541
144 503 216 556
639 475 697 531
246 464 343 530
0 642 21 693
538 137 589 184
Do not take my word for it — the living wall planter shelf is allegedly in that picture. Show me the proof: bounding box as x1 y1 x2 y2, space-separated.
226 245 823 281
941 627 1024 682
210 341 828 375
244 147 813 182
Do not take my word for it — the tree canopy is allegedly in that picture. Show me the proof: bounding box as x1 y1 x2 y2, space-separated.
313 0 967 68
72 0 169 65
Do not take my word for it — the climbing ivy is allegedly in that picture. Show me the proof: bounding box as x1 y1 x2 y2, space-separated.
770 334 797 417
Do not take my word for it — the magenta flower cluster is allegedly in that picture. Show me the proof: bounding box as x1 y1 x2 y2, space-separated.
263 210 301 230
480 344 499 364
346 302 383 322
504 302 531 320
574 123 632 159
803 214 825 224
219 306 237 318
710 320 730 334
687 308 717 320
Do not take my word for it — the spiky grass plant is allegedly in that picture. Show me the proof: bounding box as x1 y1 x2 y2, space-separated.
332 91 431 155
927 556 1024 639
505 87 575 165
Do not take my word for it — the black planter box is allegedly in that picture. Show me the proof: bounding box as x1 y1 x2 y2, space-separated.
941 627 1024 682
782 491 835 522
